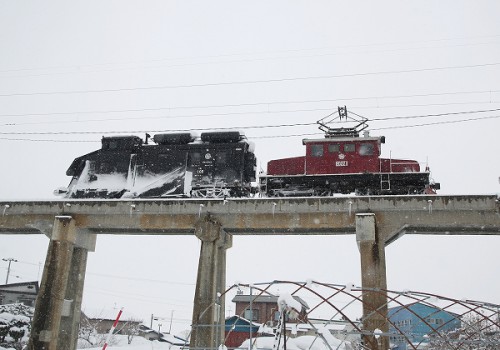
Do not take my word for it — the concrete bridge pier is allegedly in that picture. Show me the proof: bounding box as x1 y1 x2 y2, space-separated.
191 214 232 350
356 213 389 350
28 216 95 350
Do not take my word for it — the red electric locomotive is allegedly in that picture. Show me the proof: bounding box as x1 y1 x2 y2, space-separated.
260 107 439 196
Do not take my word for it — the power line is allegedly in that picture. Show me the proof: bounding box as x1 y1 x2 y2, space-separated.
85 287 194 309
2 101 499 128
3 39 498 80
370 114 500 130
2 33 499 77
2 108 499 136
87 271 195 286
0 137 95 142
1 62 499 98
0 89 499 121
0 108 332 126
1 113 499 143
0 122 317 135
369 107 500 121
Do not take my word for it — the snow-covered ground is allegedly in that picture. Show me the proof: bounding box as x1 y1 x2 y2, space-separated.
77 335 176 350
0 337 173 350
240 335 349 350
73 335 348 350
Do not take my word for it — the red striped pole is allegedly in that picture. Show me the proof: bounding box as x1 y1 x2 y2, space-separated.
102 307 124 350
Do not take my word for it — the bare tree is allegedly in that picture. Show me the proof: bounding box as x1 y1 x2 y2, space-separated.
78 316 117 349
116 318 142 345
428 314 500 350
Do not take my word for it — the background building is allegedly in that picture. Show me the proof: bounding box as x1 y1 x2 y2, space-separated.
388 302 461 350
232 293 309 327
0 281 38 306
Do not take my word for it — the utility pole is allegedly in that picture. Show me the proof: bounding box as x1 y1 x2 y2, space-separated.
2 258 18 284
168 310 174 334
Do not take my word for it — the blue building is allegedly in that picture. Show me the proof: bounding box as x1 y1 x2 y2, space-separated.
388 302 461 349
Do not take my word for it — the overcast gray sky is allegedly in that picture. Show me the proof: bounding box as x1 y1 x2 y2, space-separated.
1 1 499 332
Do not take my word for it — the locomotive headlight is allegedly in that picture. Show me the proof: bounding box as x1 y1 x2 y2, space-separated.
205 153 212 160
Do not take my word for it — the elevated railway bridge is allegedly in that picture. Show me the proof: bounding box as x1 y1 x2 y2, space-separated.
1 195 499 350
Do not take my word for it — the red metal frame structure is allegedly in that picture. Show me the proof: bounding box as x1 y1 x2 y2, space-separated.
219 281 500 350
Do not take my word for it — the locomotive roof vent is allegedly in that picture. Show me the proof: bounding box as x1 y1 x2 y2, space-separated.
317 106 369 138
201 131 244 143
153 132 196 145
101 136 143 150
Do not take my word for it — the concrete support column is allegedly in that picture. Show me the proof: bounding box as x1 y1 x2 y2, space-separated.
28 216 95 350
191 214 232 350
57 246 89 350
356 213 389 350
28 216 77 350
216 228 232 347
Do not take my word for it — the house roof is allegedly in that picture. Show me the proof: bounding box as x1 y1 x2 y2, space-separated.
388 302 461 319
225 315 260 327
0 281 39 295
138 325 188 345
81 308 142 322
225 315 271 334
232 294 310 309
159 332 189 345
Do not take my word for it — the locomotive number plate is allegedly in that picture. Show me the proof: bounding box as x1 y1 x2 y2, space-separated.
336 161 348 167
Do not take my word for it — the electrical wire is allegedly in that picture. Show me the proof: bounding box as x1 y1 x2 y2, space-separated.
1 113 499 143
87 271 195 286
1 90 500 129
370 114 500 130
2 102 499 128
2 33 499 77
0 137 95 142
85 288 194 310
1 62 499 98
370 107 500 121
0 122 317 135
0 35 500 74
0 89 498 119
2 108 499 136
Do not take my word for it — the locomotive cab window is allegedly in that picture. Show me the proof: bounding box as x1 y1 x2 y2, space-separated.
359 143 374 156
344 144 355 153
328 144 340 153
311 144 324 157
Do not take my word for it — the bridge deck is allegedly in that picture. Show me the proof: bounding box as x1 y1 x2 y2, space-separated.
1 195 499 242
